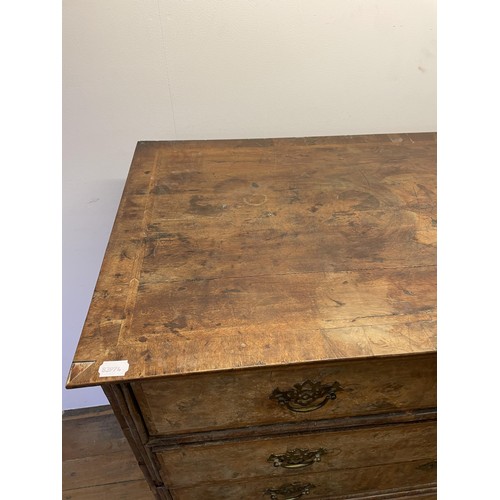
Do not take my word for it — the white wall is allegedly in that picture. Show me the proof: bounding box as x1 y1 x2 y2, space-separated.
63 0 436 409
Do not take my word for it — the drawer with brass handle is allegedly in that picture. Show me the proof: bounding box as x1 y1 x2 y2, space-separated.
132 353 436 436
154 420 436 489
166 458 437 500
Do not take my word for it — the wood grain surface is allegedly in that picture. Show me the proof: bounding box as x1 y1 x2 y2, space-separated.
156 420 436 488
67 133 436 390
167 459 436 500
62 406 152 500
133 353 436 435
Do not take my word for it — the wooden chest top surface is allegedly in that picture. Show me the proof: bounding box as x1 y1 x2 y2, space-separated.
67 133 436 388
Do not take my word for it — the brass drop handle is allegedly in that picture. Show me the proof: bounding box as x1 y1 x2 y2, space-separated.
264 482 315 500
270 380 341 413
268 448 326 469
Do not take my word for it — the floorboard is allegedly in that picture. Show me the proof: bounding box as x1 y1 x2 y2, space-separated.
62 405 153 499
63 480 153 500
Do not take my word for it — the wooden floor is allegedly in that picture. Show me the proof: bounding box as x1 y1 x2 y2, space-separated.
62 405 153 500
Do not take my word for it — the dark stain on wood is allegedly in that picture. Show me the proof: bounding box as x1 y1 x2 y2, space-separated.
213 177 248 192
188 195 224 216
152 184 173 195
163 315 188 333
337 190 381 211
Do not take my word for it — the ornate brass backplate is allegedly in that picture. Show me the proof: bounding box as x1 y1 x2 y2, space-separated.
267 448 327 469
264 482 316 500
270 379 341 412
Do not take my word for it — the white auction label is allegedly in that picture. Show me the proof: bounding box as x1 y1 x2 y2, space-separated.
98 360 130 377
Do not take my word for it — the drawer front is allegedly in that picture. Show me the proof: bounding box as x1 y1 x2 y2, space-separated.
132 353 436 435
156 421 436 488
168 459 437 500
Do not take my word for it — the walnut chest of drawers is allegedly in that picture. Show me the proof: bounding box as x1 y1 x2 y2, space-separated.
67 134 437 500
